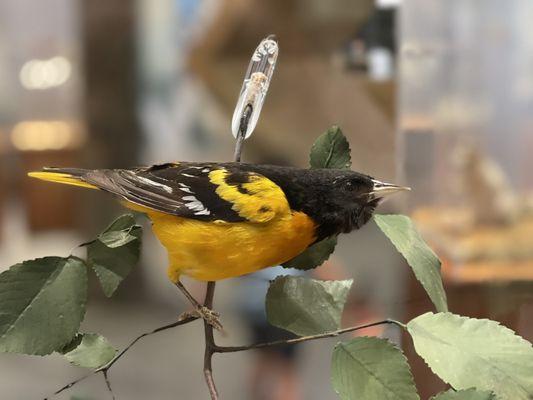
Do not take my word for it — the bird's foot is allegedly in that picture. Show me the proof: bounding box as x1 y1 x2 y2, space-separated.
179 306 223 331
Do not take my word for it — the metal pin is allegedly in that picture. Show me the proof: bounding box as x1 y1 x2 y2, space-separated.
231 35 279 140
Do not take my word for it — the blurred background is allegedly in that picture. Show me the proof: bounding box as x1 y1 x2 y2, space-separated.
0 0 532 399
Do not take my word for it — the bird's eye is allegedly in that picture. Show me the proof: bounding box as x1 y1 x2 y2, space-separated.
345 181 355 191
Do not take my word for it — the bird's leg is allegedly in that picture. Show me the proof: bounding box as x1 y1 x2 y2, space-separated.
175 281 223 331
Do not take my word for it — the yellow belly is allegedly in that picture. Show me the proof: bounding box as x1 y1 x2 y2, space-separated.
143 209 316 282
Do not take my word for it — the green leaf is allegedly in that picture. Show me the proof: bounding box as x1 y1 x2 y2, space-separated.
332 336 420 400
0 257 87 355
98 229 138 248
296 126 351 269
309 125 352 169
97 214 140 248
282 236 337 270
266 276 352 336
88 214 142 297
61 333 116 369
374 214 448 312
407 312 533 400
431 389 496 400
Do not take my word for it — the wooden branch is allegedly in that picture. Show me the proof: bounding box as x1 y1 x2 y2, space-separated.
203 281 218 399
103 370 115 400
214 319 397 353
201 115 247 399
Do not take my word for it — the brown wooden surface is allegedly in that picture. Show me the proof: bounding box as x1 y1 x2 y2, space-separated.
442 258 533 284
20 150 82 231
0 154 5 241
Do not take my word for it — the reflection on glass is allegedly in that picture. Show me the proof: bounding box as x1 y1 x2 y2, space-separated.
399 0 533 282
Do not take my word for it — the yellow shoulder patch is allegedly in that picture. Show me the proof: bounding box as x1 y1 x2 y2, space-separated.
208 169 290 223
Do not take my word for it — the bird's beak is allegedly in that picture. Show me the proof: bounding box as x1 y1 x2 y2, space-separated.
370 179 411 201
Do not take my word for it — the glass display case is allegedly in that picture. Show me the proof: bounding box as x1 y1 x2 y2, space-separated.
398 0 533 283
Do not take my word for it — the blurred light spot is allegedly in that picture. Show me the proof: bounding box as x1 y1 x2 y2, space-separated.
10 120 86 151
19 57 72 90
376 0 402 7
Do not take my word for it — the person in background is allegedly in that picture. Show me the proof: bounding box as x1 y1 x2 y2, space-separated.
236 266 304 400
235 257 369 400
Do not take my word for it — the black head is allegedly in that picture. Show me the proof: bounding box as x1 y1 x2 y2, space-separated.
300 169 409 240
300 170 409 240
319 170 378 234
227 164 409 241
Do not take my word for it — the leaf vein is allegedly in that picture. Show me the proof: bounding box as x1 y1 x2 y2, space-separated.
0 259 65 341
338 344 405 399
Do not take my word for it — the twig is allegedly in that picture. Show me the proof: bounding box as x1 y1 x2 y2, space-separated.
201 116 248 399
45 373 93 399
98 315 198 372
44 316 198 399
233 105 250 162
214 319 398 353
203 281 218 399
102 370 115 400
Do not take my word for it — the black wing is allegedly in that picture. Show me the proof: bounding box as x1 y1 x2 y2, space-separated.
82 162 246 222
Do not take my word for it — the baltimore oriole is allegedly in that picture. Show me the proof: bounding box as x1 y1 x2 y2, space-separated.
29 162 407 328
29 162 407 283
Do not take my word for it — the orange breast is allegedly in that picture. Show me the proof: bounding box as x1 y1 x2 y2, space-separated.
142 208 316 282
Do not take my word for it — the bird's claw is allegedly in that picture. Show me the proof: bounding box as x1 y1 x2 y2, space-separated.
179 306 223 331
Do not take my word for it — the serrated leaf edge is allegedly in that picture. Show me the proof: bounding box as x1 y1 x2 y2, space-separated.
0 257 63 343
282 236 338 270
87 226 141 297
62 332 117 369
430 388 496 400
89 261 121 298
407 312 533 396
374 214 448 313
0 257 88 355
309 125 352 170
267 276 351 335
333 337 419 400
101 214 136 233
